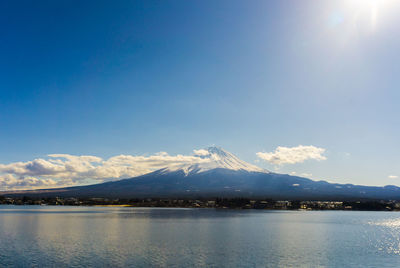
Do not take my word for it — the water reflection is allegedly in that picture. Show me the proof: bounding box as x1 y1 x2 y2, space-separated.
1 206 400 267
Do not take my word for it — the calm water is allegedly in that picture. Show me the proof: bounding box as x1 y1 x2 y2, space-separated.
1 206 400 267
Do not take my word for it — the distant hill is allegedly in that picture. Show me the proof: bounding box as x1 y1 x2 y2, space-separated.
2 147 400 200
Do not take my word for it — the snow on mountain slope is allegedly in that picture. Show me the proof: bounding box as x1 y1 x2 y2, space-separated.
163 146 268 175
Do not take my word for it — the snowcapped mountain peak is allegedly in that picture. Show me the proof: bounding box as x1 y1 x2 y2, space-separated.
165 146 268 175
205 146 231 157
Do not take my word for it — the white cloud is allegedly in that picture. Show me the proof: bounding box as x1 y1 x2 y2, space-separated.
0 149 212 190
193 149 210 157
0 174 57 191
257 145 326 165
388 175 398 179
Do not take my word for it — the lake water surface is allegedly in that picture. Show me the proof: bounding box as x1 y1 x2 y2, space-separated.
1 206 400 267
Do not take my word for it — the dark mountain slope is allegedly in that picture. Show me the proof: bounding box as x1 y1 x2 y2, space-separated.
5 168 400 200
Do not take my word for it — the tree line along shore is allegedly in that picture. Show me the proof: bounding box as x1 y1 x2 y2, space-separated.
1 196 400 211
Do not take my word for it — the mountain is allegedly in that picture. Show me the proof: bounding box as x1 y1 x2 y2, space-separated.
3 147 400 200
162 146 267 175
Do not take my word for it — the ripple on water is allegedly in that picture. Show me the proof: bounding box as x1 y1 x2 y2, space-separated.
368 218 400 255
2 208 400 267
369 218 400 228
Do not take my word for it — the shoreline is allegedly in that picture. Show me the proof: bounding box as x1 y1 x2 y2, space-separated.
2 196 400 211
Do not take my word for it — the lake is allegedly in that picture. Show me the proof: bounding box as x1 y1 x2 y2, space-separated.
0 206 400 267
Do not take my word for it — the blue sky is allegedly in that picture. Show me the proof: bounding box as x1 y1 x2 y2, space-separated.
1 0 400 189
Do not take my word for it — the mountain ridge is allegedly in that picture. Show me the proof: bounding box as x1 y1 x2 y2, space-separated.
1 147 400 201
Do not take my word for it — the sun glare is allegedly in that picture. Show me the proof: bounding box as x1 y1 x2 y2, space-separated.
343 0 398 32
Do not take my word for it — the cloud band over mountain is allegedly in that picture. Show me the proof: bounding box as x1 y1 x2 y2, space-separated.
0 151 213 190
0 146 327 190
